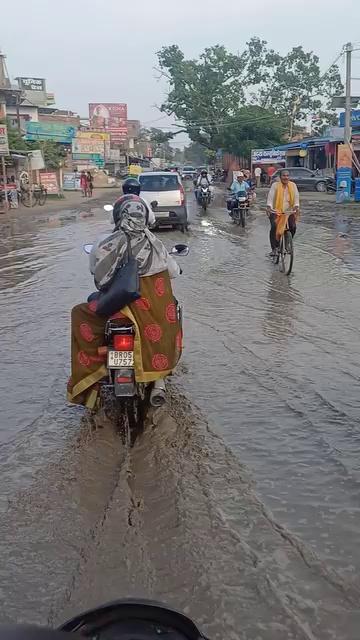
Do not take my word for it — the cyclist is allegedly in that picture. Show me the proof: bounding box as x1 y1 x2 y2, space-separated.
266 169 299 256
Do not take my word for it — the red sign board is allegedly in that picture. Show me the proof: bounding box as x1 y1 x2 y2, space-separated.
40 171 59 194
89 103 127 143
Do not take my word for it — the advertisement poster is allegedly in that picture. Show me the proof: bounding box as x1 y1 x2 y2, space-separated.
40 172 59 195
63 173 77 190
337 144 352 169
336 167 352 203
89 103 127 143
72 137 105 155
25 122 76 144
0 124 9 155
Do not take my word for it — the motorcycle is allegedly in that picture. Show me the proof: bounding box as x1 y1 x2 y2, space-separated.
83 217 189 444
229 193 249 228
0 599 208 640
199 185 211 212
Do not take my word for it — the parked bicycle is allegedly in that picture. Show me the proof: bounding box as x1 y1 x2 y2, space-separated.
271 209 295 275
20 184 47 207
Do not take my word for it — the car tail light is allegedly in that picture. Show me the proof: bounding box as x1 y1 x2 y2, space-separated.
114 334 134 351
179 183 185 205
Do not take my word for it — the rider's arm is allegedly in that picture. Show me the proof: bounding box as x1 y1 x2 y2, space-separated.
139 196 156 226
167 253 181 279
266 183 276 210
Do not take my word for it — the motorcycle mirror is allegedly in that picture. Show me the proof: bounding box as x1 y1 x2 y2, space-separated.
103 204 114 212
170 244 190 257
151 200 158 208
83 243 93 254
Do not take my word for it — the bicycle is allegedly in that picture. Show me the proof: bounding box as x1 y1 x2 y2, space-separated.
20 185 47 207
270 209 295 276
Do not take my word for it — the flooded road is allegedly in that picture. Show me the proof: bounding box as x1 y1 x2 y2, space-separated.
1 190 360 638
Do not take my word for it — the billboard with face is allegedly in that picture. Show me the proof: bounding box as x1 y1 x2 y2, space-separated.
89 103 127 143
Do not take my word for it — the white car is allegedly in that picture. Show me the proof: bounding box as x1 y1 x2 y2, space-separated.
139 171 188 232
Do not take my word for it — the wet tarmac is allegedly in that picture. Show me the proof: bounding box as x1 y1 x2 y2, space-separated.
0 188 360 638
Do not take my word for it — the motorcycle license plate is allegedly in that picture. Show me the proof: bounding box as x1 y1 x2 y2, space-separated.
108 350 134 368
156 211 170 218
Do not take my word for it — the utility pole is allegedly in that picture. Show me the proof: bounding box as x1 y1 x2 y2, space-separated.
344 42 353 145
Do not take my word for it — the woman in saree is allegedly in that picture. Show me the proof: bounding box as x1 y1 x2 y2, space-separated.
68 195 182 409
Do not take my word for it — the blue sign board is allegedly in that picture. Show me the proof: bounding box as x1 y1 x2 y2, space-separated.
338 110 360 129
336 167 352 203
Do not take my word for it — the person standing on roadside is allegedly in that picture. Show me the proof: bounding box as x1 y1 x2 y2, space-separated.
254 166 262 188
80 171 88 197
266 169 300 256
86 172 93 197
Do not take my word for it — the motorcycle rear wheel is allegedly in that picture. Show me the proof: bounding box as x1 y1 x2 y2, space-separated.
117 387 148 447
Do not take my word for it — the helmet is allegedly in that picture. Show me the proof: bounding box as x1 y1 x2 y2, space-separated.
122 177 141 196
112 194 149 228
201 170 207 176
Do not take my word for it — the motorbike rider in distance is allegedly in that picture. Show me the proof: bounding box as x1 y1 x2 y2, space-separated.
227 172 249 212
195 170 212 204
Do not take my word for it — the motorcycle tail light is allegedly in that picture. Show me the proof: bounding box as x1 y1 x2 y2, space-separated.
114 334 134 351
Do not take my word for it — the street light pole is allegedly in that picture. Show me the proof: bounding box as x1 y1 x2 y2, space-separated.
344 42 353 145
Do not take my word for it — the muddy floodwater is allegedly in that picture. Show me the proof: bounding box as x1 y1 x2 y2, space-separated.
1 189 360 639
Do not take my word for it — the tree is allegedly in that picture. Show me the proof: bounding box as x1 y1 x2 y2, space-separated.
244 39 343 135
156 40 343 155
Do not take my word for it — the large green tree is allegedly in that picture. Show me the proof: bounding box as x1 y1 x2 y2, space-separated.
156 40 343 155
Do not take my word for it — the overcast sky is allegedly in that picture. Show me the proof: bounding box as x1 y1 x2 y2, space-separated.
2 0 360 146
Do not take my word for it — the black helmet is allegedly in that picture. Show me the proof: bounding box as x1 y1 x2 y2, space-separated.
201 170 207 176
123 177 141 195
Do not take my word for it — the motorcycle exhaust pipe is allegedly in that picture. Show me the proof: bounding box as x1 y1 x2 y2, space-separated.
150 379 167 407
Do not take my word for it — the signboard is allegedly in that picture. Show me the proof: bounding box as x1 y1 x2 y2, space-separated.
0 124 9 155
109 149 120 161
72 153 104 168
18 77 48 107
251 148 286 164
29 150 45 170
337 144 352 169
18 77 45 92
76 131 110 141
336 167 352 203
25 122 76 143
89 103 127 143
72 137 106 155
40 172 59 195
339 110 360 129
63 173 77 190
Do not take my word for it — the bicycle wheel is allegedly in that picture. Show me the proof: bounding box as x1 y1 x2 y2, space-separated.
279 231 294 275
21 191 32 207
38 190 47 206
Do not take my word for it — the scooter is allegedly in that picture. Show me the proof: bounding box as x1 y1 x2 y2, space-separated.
0 599 208 640
59 599 208 639
83 220 189 443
